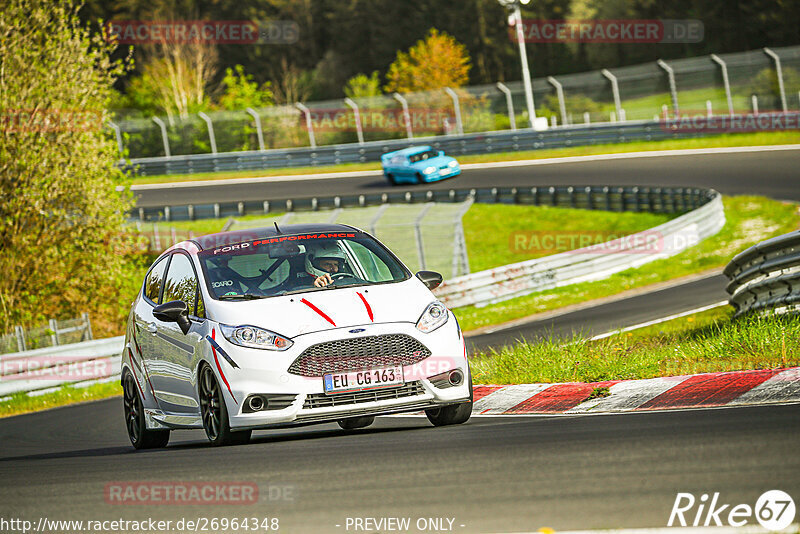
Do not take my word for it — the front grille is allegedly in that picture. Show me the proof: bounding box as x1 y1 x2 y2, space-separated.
303 381 426 409
288 334 431 377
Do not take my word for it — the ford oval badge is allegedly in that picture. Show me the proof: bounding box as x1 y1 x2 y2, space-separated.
349 328 366 333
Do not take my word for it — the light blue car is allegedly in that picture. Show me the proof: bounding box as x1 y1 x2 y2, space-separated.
380 146 461 185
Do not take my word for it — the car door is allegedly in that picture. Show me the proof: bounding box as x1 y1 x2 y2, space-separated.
132 254 169 396
151 252 206 415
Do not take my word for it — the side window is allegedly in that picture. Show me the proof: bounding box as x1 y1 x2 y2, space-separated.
145 256 169 303
196 289 206 319
162 253 199 314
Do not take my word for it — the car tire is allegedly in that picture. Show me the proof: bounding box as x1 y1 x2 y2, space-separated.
386 173 398 186
415 172 424 184
425 368 473 427
123 372 170 449
199 365 252 447
337 415 375 430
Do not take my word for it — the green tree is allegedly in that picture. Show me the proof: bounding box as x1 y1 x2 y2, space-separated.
0 0 134 332
385 28 471 93
343 71 382 99
218 65 274 110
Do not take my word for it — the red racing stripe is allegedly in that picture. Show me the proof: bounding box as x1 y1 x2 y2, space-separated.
211 329 238 405
638 369 782 410
507 380 620 413
127 348 145 397
356 292 374 322
300 298 336 326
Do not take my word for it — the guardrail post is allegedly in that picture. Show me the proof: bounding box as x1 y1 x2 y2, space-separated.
414 203 435 270
751 95 759 115
14 325 26 352
106 121 124 158
295 102 316 148
444 87 464 136
151 117 171 157
198 112 217 154
710 54 734 117
763 48 788 112
496 82 516 130
245 108 266 151
392 93 413 139
82 312 93 341
601 69 623 121
657 59 679 117
48 318 59 346
546 76 568 126
344 97 365 145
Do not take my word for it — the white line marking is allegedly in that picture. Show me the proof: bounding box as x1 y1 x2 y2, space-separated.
127 144 800 191
588 301 729 341
473 384 553 414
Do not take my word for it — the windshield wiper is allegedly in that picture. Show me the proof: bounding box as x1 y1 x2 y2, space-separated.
218 294 265 300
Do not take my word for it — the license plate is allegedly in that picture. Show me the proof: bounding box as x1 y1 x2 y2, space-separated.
440 168 451 175
323 366 404 395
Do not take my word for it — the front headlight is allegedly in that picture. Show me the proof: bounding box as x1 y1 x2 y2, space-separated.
416 301 449 333
448 160 458 167
423 166 436 174
219 324 292 351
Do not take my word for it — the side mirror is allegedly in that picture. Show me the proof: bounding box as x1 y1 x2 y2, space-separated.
416 270 443 290
153 300 191 335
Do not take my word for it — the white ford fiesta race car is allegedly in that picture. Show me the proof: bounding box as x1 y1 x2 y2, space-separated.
122 223 472 448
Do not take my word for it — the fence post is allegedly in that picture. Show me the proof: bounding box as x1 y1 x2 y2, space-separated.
14 325 26 352
49 318 59 346
546 76 568 126
368 204 390 236
106 121 125 158
763 48 788 112
657 59 679 117
153 222 161 250
343 97 364 145
601 69 622 121
245 107 265 151
710 54 734 117
414 203 435 270
392 93 414 139
82 312 93 341
496 82 516 130
151 117 171 157
752 95 759 115
294 102 316 148
444 87 464 136
198 112 217 154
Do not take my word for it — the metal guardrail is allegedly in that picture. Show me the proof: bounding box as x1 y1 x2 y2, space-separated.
123 112 800 177
434 189 724 308
724 230 800 316
125 119 680 176
0 336 124 397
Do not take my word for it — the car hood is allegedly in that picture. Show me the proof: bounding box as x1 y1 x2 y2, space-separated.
207 277 436 338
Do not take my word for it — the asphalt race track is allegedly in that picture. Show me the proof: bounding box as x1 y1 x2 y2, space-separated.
0 400 798 532
466 273 728 352
133 148 800 207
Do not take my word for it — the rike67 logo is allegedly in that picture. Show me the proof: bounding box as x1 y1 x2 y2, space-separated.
668 490 796 530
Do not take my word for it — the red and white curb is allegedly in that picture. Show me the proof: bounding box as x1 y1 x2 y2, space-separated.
471 368 800 415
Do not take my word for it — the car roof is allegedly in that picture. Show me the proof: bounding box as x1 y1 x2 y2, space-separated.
383 145 433 158
190 223 363 251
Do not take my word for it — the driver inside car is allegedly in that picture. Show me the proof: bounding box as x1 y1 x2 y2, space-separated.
304 242 347 288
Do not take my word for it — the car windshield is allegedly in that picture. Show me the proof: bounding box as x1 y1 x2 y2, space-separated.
197 231 411 300
408 150 438 163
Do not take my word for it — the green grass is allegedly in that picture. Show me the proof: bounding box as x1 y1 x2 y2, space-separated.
463 204 674 272
0 381 121 418
470 308 800 384
127 131 800 185
457 195 800 332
